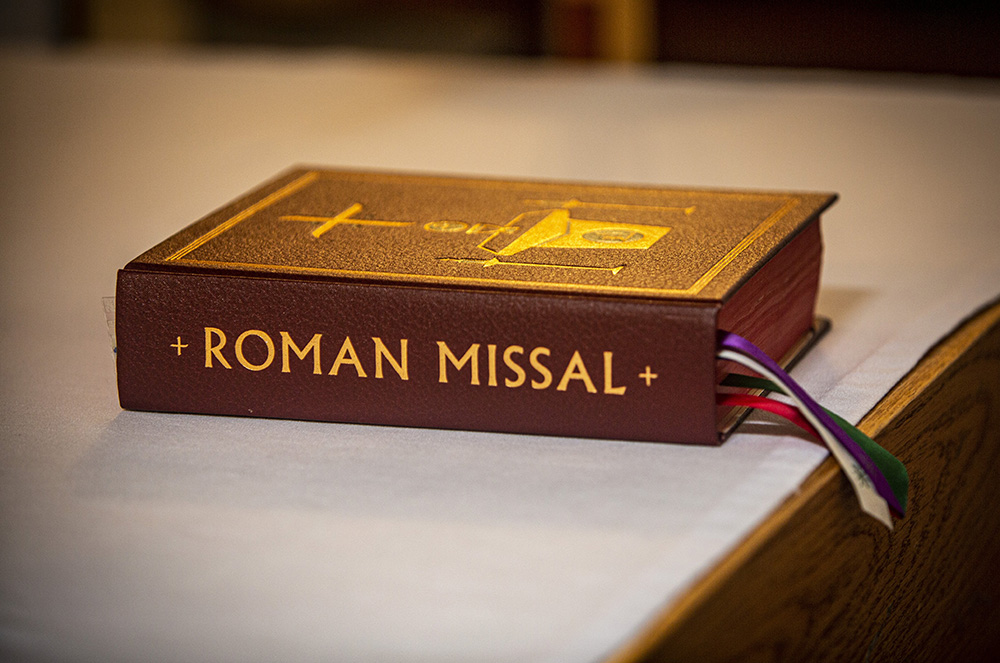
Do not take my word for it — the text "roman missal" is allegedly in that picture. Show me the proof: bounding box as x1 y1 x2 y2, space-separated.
193 327 635 395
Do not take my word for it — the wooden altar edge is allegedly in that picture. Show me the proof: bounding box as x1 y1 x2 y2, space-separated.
609 298 1000 662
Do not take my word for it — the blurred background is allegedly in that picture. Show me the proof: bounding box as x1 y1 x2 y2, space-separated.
2 0 998 76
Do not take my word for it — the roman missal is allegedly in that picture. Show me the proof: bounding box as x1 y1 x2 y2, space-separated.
115 168 835 445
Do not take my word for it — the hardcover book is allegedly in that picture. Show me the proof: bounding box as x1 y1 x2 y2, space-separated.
115 168 836 444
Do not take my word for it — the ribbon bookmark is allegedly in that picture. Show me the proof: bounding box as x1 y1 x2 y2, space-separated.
721 373 909 514
718 331 906 529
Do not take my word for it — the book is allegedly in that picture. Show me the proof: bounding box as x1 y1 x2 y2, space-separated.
115 168 835 445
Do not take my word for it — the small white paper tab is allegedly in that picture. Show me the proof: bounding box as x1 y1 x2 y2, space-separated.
102 296 116 357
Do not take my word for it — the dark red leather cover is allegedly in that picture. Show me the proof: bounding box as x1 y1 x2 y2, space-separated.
115 168 835 444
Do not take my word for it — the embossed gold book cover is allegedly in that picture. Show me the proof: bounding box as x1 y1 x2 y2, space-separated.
117 168 836 444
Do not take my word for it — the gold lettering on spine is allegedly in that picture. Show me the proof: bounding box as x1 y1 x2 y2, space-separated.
205 327 232 369
556 351 597 393
280 332 322 374
603 351 626 395
438 341 480 385
503 345 526 387
330 336 367 377
487 344 498 387
373 337 408 380
530 347 552 390
235 330 275 371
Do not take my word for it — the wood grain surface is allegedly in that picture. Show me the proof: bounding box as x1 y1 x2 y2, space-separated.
612 300 1000 662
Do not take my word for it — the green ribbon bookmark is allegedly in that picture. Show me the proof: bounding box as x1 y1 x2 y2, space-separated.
722 373 909 514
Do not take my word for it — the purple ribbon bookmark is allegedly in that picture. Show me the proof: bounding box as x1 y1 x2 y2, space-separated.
718 331 903 516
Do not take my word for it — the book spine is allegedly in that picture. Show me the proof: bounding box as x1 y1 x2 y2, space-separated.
115 269 721 444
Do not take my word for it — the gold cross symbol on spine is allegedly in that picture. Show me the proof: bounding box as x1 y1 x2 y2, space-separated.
171 337 188 356
639 366 658 387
